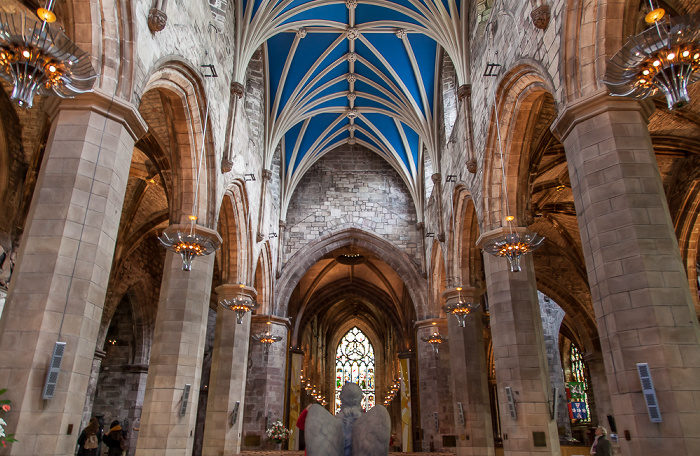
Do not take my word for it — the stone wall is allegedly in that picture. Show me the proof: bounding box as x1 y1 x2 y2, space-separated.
283 146 421 267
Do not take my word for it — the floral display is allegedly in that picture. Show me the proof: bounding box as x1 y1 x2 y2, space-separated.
0 389 16 448
266 420 291 444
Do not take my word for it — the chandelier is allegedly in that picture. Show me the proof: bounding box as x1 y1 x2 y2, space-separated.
158 216 221 271
481 228 545 273
253 321 283 356
604 2 700 110
220 284 259 324
442 287 481 328
0 3 97 108
420 323 447 354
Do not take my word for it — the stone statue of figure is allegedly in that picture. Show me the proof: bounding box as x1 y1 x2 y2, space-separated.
304 382 391 456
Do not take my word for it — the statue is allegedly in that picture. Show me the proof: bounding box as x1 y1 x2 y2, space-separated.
305 383 391 456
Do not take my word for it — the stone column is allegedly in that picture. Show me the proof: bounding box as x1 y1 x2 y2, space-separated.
478 231 561 456
135 234 219 456
81 348 106 428
537 293 570 440
444 287 495 456
0 92 145 455
288 348 303 451
552 92 700 456
256 169 272 242
221 82 245 173
242 315 289 450
415 318 453 452
584 352 613 430
201 284 256 455
276 220 286 278
398 352 414 452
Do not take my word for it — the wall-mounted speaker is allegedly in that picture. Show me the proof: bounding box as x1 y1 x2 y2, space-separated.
42 342 67 399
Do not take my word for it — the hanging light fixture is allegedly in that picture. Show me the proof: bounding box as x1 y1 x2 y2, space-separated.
0 1 97 108
253 320 282 356
604 1 700 109
220 283 259 323
159 96 220 269
442 287 481 328
479 84 545 271
420 322 447 354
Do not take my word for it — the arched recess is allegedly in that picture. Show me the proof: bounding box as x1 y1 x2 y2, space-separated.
562 0 643 102
671 174 700 316
254 241 274 314
140 60 218 227
450 188 483 289
276 227 428 319
482 64 556 232
218 181 253 285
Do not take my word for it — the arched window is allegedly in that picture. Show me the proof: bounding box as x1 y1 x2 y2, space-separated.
564 341 591 423
335 327 375 412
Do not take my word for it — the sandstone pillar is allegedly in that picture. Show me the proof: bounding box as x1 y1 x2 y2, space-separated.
416 318 453 452
242 315 289 449
288 348 303 450
201 284 256 455
584 352 613 430
478 236 560 456
0 92 145 455
552 92 700 456
398 352 414 452
444 287 495 456
135 237 218 456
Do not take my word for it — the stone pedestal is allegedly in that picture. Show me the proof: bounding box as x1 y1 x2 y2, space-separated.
415 319 453 453
478 233 560 456
0 93 145 455
444 287 495 456
552 92 700 456
135 240 218 456
201 284 256 455
242 316 289 450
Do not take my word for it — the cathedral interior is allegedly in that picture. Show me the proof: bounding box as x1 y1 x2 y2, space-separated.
0 0 699 455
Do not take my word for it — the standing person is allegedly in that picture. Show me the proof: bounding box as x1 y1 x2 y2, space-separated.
103 420 127 456
589 426 612 456
76 417 101 456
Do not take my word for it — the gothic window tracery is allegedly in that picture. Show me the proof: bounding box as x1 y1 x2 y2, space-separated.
335 327 375 411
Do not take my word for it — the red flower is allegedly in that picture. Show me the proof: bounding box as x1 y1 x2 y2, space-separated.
2 440 6 447
1 405 9 412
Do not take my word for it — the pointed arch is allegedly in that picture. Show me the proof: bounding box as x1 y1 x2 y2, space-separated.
450 187 483 289
482 64 556 232
218 180 254 285
140 59 218 227
276 228 428 318
428 238 446 317
254 241 274 314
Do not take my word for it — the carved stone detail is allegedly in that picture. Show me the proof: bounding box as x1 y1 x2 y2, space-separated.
148 8 167 33
457 84 471 100
347 52 358 63
221 158 233 174
466 158 477 174
296 28 308 39
531 5 551 30
346 27 360 41
262 169 272 181
346 74 357 83
231 81 245 98
346 0 358 9
395 28 407 40
346 108 359 119
347 92 356 101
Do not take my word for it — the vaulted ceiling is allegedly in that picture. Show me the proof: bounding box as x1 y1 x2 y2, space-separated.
233 0 470 219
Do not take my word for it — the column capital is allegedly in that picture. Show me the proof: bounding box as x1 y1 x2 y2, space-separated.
252 314 292 329
414 318 447 331
430 173 441 185
457 84 471 100
551 89 654 142
215 283 257 301
279 220 287 229
475 225 530 249
261 169 273 181
45 89 148 141
161 223 223 245
231 81 245 98
441 285 481 303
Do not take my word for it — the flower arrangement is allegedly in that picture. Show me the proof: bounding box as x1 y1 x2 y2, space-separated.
266 420 291 444
0 389 16 448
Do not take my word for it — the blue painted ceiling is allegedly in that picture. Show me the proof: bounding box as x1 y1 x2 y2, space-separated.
236 0 467 214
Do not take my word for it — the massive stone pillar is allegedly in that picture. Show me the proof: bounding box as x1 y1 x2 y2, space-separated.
0 93 145 455
288 348 303 451
242 315 289 450
135 238 218 456
398 352 414 453
478 237 561 456
552 92 700 456
444 287 495 456
201 284 255 455
415 318 454 452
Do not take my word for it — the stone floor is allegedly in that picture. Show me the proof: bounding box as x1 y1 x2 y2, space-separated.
240 453 456 455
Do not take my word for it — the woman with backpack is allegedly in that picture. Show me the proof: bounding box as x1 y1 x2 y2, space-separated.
76 417 101 456
103 420 128 456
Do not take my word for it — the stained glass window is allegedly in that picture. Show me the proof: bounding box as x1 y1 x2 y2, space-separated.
568 343 591 423
335 327 375 412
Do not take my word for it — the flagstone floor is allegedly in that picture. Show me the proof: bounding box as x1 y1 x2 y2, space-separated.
239 452 457 455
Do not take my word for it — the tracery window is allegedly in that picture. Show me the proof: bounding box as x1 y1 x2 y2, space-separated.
567 342 591 423
335 327 375 412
